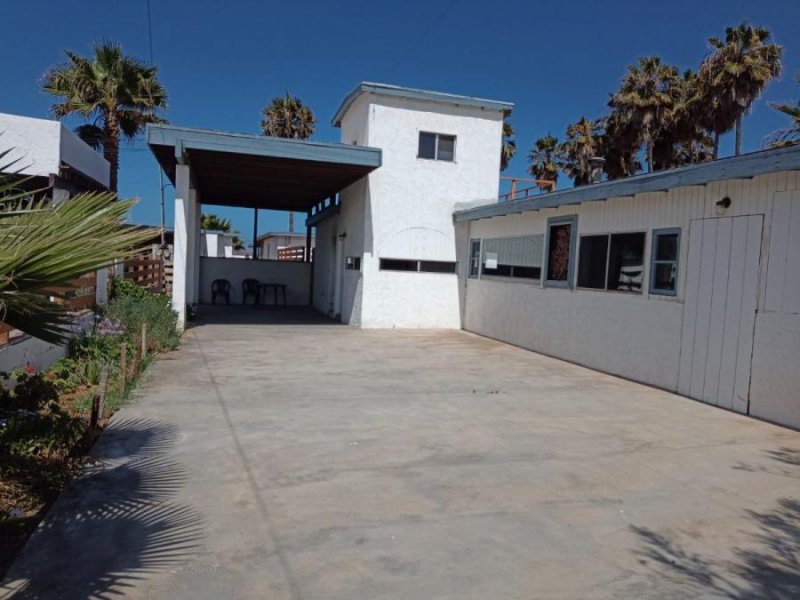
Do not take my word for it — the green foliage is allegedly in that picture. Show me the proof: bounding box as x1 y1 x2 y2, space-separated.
200 214 245 250
500 120 516 172
767 73 800 148
110 277 149 301
106 294 179 351
42 41 168 191
1 373 59 414
0 410 85 458
260 92 316 139
527 134 560 189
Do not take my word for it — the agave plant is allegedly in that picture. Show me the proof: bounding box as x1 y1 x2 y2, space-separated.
0 161 153 343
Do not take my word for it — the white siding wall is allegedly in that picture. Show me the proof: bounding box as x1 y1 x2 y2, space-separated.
200 257 310 305
463 170 800 429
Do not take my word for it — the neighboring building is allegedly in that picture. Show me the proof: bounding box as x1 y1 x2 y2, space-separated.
201 230 246 259
314 82 510 327
0 113 110 199
256 231 315 260
454 146 800 430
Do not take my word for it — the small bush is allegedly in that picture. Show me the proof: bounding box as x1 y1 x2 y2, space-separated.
110 277 150 301
1 374 59 415
106 294 179 351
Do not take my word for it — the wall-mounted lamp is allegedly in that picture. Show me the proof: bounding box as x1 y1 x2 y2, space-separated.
715 196 732 215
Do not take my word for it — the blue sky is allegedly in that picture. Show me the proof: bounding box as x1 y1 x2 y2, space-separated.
2 0 799 245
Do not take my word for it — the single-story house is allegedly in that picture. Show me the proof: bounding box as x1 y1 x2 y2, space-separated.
256 231 316 261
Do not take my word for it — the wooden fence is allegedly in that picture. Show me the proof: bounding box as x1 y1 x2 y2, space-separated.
124 256 163 293
277 246 314 262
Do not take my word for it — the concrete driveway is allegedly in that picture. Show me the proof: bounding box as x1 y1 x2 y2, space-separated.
3 307 800 599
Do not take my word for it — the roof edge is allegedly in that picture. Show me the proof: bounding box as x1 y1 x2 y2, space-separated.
332 82 514 127
454 144 800 223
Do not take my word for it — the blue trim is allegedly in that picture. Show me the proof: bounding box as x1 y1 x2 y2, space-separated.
544 215 578 289
649 227 681 297
454 144 800 223
147 124 382 168
332 82 514 126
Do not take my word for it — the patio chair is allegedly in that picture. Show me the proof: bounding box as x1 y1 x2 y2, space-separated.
211 279 231 305
242 278 260 305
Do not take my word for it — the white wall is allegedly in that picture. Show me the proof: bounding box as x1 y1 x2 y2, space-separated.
336 93 505 328
0 313 95 373
199 257 311 305
0 113 109 187
463 169 800 429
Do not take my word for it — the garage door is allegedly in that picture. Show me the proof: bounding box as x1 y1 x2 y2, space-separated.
677 215 763 413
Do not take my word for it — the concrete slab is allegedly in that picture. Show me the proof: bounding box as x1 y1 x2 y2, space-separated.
3 306 799 599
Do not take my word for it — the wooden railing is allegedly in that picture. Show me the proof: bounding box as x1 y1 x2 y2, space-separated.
124 256 163 293
48 271 97 311
277 246 310 262
499 176 556 202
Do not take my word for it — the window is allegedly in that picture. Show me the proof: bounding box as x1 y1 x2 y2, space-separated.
380 258 457 273
481 235 543 280
576 232 646 293
650 228 680 296
468 239 481 278
544 216 577 287
345 256 361 271
418 132 456 161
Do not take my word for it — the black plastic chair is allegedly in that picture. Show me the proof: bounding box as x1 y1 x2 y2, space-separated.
242 278 260 305
211 279 231 305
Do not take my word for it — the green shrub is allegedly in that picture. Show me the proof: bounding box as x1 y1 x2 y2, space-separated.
0 408 85 458
1 373 59 415
110 277 150 301
106 294 179 351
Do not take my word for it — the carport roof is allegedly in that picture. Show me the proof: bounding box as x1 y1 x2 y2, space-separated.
146 124 381 212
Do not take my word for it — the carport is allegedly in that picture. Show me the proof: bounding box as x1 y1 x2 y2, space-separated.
146 125 381 328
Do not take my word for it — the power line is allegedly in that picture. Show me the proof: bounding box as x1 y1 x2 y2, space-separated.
145 0 154 63
386 0 460 77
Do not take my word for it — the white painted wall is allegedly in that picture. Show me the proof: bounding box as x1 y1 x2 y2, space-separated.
0 312 95 373
462 169 800 429
199 257 311 305
327 92 505 328
0 113 109 187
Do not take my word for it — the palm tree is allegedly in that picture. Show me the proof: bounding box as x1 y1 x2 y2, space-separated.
201 213 245 250
653 70 714 169
699 23 782 156
609 56 680 173
557 118 600 187
42 42 168 192
260 92 316 139
0 160 153 343
767 73 800 148
500 119 516 171
596 114 641 180
527 134 559 190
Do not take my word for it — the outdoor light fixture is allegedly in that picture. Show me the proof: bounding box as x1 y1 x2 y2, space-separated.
716 196 732 215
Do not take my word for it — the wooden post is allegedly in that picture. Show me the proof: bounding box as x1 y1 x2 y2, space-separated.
91 366 109 427
141 323 147 359
510 178 517 200
120 342 127 385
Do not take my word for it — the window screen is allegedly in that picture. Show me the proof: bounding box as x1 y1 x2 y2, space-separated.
481 235 543 280
419 260 457 273
607 233 645 292
546 218 576 285
437 135 455 161
380 258 418 272
469 239 481 278
578 235 609 289
650 229 680 295
418 132 436 159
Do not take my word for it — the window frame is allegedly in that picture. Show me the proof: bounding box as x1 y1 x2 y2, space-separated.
379 258 457 274
468 238 481 279
649 227 681 297
544 215 578 289
417 131 457 162
576 230 647 294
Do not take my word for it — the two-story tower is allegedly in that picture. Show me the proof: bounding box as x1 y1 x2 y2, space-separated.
313 82 512 327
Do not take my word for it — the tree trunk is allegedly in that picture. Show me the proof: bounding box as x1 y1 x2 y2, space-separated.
713 131 720 160
735 114 743 156
103 110 120 193
647 141 653 173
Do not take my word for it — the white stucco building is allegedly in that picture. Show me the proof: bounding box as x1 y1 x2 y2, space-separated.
150 83 800 431
256 231 315 260
313 83 510 327
0 112 110 198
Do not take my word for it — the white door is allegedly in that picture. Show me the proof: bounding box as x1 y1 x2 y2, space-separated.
678 215 763 413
